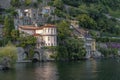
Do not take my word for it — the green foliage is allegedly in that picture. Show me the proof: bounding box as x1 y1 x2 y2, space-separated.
62 0 81 7
11 0 20 7
89 30 98 38
68 7 82 17
56 20 86 61
24 0 32 6
99 48 118 57
53 0 120 35
17 35 37 59
96 37 120 43
56 20 71 41
0 15 4 24
56 38 86 61
17 35 37 48
29 46 35 59
62 0 120 11
77 14 97 29
53 0 64 10
11 30 19 41
0 42 17 64
54 9 66 18
3 15 14 39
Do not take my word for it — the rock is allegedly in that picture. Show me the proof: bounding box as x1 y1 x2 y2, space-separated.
2 66 9 70
0 65 9 71
0 57 11 69
0 65 3 70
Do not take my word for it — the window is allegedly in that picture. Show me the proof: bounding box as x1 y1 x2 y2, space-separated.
48 36 50 41
33 14 35 17
54 28 56 33
48 28 49 33
51 43 53 46
51 28 53 34
54 37 56 42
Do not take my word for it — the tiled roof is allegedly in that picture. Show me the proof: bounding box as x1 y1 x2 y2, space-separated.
19 26 41 30
19 24 56 30
41 24 56 28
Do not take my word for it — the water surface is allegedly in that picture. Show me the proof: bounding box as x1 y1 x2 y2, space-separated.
0 59 120 80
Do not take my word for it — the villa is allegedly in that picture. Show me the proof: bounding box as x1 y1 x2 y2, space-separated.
19 24 57 48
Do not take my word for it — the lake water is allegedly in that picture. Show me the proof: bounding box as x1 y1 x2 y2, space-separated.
0 59 120 80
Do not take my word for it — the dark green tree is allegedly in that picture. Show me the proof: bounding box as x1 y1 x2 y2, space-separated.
11 0 20 7
3 16 14 39
64 38 86 60
11 29 19 41
77 14 97 29
56 20 86 61
17 35 37 48
56 20 71 41
25 0 32 6
53 0 64 10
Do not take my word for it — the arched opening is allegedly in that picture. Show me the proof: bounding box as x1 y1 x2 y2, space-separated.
32 51 40 63
23 52 28 60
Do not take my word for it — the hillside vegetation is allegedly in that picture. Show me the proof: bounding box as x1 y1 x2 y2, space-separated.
51 0 120 36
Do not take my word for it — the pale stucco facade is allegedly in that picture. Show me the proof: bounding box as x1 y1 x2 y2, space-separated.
19 24 57 48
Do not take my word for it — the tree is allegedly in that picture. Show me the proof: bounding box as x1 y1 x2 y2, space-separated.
17 35 37 48
3 16 14 39
25 0 32 6
77 14 97 29
53 0 64 10
56 20 86 61
0 42 17 69
11 0 20 7
56 20 71 41
65 38 86 60
11 29 19 41
56 20 71 60
98 48 118 57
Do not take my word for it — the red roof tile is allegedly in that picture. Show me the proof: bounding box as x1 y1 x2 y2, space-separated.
19 24 56 30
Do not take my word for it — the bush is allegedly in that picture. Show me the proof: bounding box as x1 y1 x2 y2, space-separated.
0 42 17 68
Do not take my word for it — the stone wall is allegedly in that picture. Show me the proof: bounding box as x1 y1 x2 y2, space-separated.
17 47 56 62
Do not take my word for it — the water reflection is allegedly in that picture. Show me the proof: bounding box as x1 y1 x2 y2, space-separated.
56 60 99 80
15 62 58 80
0 70 16 80
1 59 120 80
34 63 58 80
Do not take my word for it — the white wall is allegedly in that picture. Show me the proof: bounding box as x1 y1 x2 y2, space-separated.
36 30 43 34
43 27 57 35
43 36 57 46
20 29 35 35
42 27 57 46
